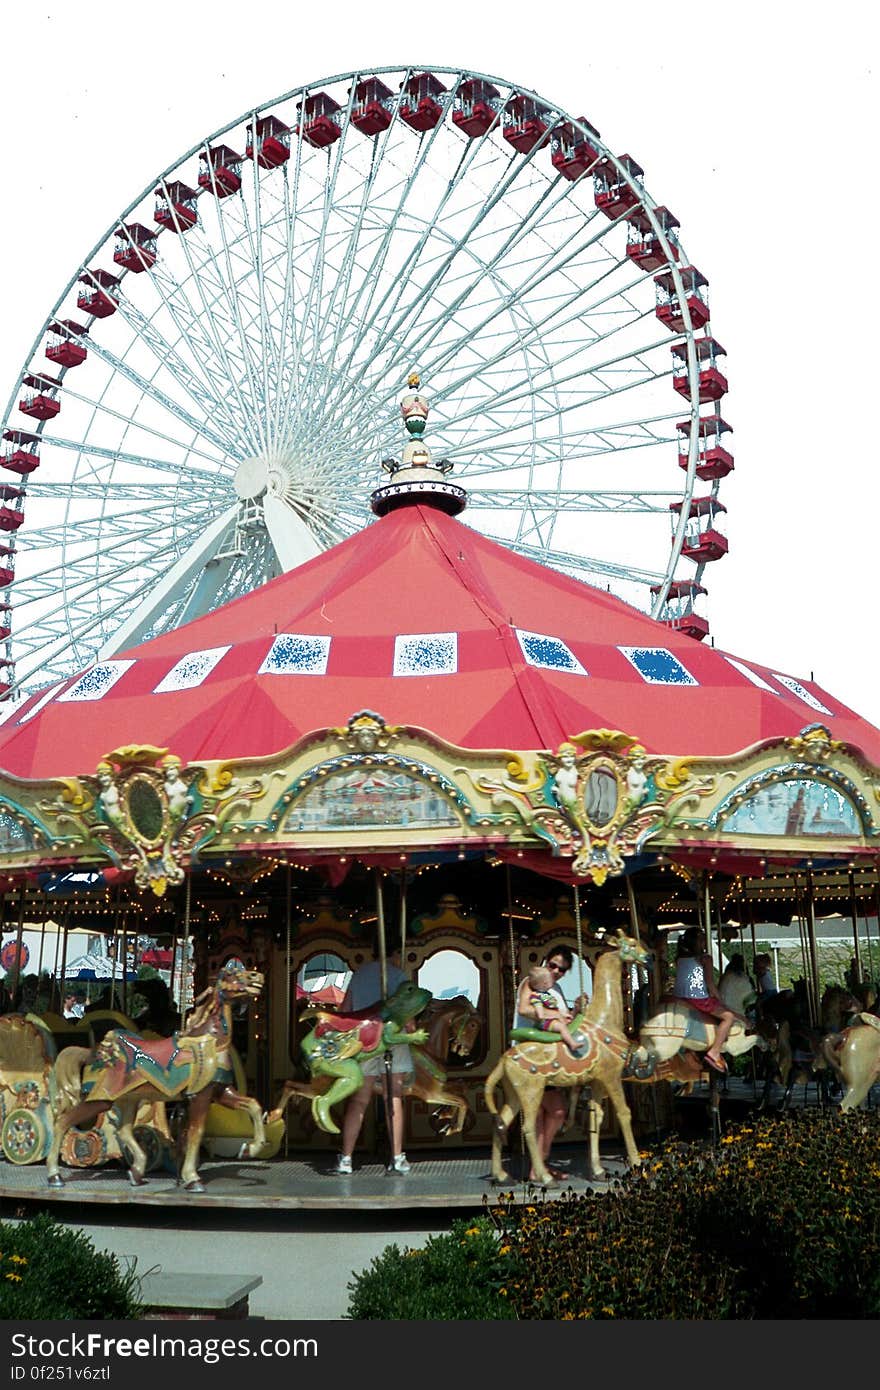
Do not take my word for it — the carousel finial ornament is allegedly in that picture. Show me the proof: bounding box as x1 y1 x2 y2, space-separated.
371 372 467 517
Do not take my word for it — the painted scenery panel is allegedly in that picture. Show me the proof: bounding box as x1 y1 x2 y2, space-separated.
285 766 460 832
721 778 860 837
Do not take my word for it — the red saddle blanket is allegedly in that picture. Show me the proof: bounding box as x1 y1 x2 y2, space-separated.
314 1012 383 1052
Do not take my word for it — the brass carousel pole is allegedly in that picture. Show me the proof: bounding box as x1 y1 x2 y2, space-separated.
573 883 586 1008
284 861 292 1160
37 905 47 980
109 886 120 1013
627 871 661 1137
7 883 26 1006
748 897 758 981
805 869 821 1024
505 863 526 1173
399 866 408 976
51 909 63 1010
181 871 192 1021
792 875 811 1023
848 867 862 987
504 864 518 1027
58 912 70 1007
869 875 880 986
374 867 394 1170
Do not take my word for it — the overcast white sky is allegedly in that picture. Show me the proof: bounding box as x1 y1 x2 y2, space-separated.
1 3 877 726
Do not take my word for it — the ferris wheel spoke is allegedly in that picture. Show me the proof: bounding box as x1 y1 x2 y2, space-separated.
467 489 678 514
12 501 218 598
366 119 562 374
445 331 675 436
425 253 647 405
500 537 664 589
12 528 189 647
325 74 473 394
32 431 227 482
292 94 411 393
115 264 260 459
56 357 235 465
110 271 254 441
294 87 368 412
154 180 270 451
97 502 240 656
24 480 192 502
375 185 617 392
445 421 675 468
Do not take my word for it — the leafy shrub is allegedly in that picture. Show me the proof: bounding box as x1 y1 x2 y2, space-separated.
494 1109 880 1319
347 1111 880 1319
346 1216 516 1319
0 1211 143 1319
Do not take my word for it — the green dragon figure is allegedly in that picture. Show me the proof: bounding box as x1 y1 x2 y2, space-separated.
300 981 432 1133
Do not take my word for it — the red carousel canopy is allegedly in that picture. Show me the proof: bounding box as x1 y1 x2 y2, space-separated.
1 501 878 778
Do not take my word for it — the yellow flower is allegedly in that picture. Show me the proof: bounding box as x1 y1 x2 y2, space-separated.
9 1255 27 1266
601 1306 615 1317
464 1226 481 1236
5 1272 22 1283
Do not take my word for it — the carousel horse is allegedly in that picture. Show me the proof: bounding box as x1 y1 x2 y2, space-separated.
298 980 432 1134
485 931 652 1186
268 994 483 1136
822 1013 880 1111
46 959 266 1192
759 983 860 1109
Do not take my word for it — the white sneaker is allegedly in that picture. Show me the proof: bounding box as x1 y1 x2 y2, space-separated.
333 1154 353 1175
388 1153 411 1174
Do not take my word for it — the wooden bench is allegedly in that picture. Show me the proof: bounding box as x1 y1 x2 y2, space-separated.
138 1272 263 1320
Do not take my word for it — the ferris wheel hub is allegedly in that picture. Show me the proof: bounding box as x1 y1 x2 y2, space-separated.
233 455 269 501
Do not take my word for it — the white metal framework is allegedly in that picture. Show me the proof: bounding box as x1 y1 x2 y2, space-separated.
0 66 724 696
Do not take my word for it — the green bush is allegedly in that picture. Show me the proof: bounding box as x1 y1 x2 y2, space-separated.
347 1111 880 1319
346 1216 517 1319
0 1211 143 1319
494 1109 880 1319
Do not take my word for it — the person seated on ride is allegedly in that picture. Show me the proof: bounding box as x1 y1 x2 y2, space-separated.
672 927 739 1074
718 953 756 1019
526 965 583 1056
515 946 589 1180
754 954 778 1006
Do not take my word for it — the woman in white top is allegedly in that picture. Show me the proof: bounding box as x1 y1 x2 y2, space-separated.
673 927 738 1074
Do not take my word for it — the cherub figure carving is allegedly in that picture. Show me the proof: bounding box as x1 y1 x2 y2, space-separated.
161 755 191 823
625 744 651 810
551 742 580 816
95 762 125 831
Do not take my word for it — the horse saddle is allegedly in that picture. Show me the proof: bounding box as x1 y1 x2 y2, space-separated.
85 1028 218 1101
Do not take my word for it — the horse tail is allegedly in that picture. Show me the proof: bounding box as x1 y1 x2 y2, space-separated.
52 1046 92 1118
483 1056 506 1118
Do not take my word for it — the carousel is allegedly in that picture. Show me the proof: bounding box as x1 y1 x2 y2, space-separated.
0 65 878 1204
0 378 878 1203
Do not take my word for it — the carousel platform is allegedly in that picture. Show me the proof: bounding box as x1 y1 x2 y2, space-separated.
0 1143 634 1214
4 1079 874 1216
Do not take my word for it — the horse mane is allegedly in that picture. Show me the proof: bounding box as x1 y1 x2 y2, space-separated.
179 984 216 1036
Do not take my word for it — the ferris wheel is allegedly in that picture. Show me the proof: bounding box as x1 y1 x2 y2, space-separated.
0 65 732 699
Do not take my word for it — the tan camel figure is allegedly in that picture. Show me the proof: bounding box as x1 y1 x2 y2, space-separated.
638 997 760 1066
485 931 652 1185
822 1013 880 1110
